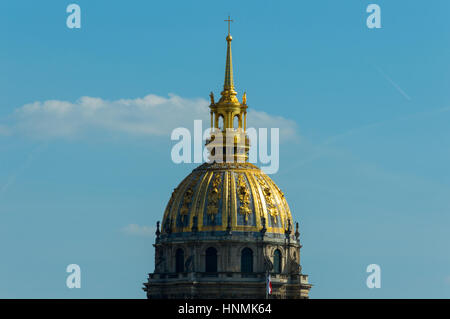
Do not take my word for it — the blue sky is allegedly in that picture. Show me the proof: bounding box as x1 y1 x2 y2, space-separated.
1 0 450 298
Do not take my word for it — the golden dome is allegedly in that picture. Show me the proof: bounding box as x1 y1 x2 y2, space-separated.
160 28 295 238
161 162 294 236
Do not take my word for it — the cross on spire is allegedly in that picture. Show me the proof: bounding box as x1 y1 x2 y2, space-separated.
224 15 233 35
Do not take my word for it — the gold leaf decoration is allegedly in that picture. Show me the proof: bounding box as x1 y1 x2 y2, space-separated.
237 173 251 222
179 175 199 224
256 175 278 223
206 173 222 222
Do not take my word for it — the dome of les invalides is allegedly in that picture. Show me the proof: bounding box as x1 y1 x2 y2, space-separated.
161 162 294 237
145 20 311 299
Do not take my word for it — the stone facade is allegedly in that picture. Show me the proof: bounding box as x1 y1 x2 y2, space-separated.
144 231 311 299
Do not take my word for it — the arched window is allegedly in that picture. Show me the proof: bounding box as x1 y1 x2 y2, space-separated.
241 248 253 273
233 115 240 130
218 115 224 131
175 248 184 273
205 247 217 272
273 249 282 274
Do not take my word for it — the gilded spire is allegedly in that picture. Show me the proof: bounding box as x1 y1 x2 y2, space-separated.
206 18 250 163
224 15 234 91
220 16 238 104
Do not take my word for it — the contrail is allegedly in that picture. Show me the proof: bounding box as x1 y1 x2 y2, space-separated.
375 66 412 101
281 106 450 173
283 120 386 170
280 66 416 173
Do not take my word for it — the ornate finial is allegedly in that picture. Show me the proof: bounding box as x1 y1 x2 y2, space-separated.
242 92 247 105
205 18 250 163
224 15 233 36
295 222 300 240
156 221 161 239
285 219 292 236
260 216 267 235
220 15 237 102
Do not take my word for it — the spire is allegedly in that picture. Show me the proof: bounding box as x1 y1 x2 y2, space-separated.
220 16 238 103
224 15 234 91
206 18 250 163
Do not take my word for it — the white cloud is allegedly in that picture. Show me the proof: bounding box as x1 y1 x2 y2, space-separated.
12 94 208 139
4 93 299 141
247 109 299 142
120 224 155 237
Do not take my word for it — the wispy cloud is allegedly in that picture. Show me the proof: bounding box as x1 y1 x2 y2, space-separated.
375 66 412 101
247 110 299 142
120 224 155 237
1 94 299 142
